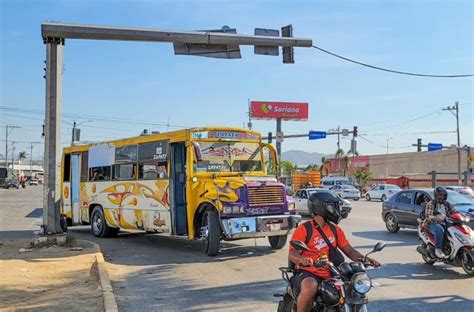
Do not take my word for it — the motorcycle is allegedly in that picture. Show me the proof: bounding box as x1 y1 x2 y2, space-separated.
416 212 474 276
276 241 385 312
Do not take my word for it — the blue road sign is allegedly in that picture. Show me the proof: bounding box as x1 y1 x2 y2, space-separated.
428 143 443 152
309 131 327 140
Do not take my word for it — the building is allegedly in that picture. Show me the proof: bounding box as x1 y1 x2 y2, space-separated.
323 147 473 187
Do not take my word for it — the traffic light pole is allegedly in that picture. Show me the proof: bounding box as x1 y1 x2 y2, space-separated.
276 118 282 176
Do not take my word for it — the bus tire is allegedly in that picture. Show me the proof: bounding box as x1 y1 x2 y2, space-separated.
202 210 221 256
269 235 287 249
91 206 118 238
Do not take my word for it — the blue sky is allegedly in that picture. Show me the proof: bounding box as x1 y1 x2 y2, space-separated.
1 0 472 160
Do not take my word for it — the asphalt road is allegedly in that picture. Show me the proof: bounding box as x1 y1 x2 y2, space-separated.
1 187 473 311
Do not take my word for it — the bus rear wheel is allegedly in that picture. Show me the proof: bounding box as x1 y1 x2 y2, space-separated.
269 235 288 249
91 206 119 238
201 210 221 256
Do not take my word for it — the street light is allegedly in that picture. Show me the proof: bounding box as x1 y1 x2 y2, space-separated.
386 137 393 155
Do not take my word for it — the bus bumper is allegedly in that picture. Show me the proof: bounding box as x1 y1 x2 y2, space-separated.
220 214 302 240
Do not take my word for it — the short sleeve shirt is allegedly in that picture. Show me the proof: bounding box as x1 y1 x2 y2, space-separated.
290 221 349 279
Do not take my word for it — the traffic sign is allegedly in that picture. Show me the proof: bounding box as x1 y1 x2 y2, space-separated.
341 129 349 136
428 143 443 152
309 131 327 140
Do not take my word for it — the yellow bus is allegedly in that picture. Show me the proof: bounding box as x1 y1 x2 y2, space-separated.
61 127 301 255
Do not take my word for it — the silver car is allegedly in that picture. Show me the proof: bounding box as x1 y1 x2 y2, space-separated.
330 185 361 200
366 184 401 202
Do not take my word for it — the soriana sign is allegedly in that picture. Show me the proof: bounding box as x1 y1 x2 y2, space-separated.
250 101 309 120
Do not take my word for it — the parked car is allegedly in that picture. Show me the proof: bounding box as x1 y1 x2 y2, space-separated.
27 178 39 186
294 188 352 218
382 189 474 233
366 184 401 202
445 186 473 198
330 184 360 200
0 178 20 189
320 176 351 189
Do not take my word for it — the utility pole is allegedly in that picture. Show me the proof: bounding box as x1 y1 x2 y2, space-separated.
443 102 462 185
247 99 253 130
29 142 41 178
11 141 15 167
4 125 20 167
276 118 282 176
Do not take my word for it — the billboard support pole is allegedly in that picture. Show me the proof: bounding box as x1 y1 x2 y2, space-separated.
276 118 282 176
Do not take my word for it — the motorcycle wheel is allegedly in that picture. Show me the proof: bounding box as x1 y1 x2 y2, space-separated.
277 294 295 312
461 251 474 276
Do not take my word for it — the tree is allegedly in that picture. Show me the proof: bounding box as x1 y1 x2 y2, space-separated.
280 160 297 177
353 168 372 190
342 155 351 176
18 151 27 163
304 163 319 172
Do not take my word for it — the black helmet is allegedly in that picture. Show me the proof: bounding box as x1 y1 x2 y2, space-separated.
307 192 342 224
433 186 448 201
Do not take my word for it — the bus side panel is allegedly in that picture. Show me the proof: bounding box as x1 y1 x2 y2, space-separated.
80 180 171 233
62 182 72 219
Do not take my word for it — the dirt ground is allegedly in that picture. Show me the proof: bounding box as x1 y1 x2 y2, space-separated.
0 238 104 312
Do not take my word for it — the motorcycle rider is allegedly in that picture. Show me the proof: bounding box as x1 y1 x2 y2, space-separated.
289 192 380 312
423 186 458 258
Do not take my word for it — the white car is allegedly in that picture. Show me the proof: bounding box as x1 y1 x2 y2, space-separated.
330 185 360 200
320 176 351 189
294 188 351 218
28 179 39 186
445 186 473 198
365 184 401 201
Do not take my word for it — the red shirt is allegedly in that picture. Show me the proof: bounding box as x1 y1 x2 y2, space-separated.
290 221 349 279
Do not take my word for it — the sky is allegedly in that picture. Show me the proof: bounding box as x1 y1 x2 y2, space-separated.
1 0 473 161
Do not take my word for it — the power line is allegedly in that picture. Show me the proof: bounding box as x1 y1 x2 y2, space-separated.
0 106 197 128
358 135 412 149
311 45 473 78
364 110 440 132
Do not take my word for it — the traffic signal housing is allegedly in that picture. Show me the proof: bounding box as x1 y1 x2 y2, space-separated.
417 138 422 152
353 126 358 137
268 132 273 144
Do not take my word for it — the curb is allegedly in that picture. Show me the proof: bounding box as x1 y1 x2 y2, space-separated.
92 245 119 312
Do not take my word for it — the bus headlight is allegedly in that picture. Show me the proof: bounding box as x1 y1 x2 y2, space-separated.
352 273 372 294
288 202 296 211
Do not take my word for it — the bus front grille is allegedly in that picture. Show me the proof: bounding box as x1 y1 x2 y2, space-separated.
247 186 284 206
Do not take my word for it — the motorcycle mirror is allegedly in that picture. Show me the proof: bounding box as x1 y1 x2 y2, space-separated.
372 242 386 253
290 240 311 252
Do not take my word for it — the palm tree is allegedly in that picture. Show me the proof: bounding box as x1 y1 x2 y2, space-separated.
280 160 297 177
342 155 351 176
335 148 345 175
18 151 27 164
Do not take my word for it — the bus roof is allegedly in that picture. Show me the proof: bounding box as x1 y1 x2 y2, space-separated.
63 126 262 153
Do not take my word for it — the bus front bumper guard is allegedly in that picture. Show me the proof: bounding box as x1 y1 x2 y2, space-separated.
220 214 302 240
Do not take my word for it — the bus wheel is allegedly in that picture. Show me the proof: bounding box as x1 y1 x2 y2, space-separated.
91 206 119 238
201 210 221 256
269 235 287 249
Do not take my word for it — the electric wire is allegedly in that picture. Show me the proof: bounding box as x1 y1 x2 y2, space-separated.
311 45 473 78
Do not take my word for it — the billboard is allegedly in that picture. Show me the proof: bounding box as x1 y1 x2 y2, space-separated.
322 155 370 175
250 101 308 120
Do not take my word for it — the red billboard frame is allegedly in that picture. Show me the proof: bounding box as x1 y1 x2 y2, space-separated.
250 101 308 120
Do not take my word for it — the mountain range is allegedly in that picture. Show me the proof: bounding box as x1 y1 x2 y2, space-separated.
281 150 331 167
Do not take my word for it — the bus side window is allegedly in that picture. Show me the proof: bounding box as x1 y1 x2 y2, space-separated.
139 161 168 180
113 163 136 180
81 152 88 182
63 154 71 182
89 166 111 181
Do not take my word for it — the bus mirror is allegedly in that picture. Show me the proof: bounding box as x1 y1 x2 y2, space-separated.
193 142 203 162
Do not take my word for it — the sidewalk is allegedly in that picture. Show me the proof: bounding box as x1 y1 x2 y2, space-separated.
0 238 108 312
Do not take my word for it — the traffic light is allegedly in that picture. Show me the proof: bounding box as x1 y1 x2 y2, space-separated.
268 132 272 144
353 126 358 137
417 138 422 152
281 25 294 64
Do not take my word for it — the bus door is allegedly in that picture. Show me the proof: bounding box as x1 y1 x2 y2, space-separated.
70 153 81 224
170 142 187 235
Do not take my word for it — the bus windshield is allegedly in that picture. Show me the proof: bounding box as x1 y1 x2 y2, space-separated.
194 141 263 173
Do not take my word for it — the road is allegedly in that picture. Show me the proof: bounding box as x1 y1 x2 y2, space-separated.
1 187 473 311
